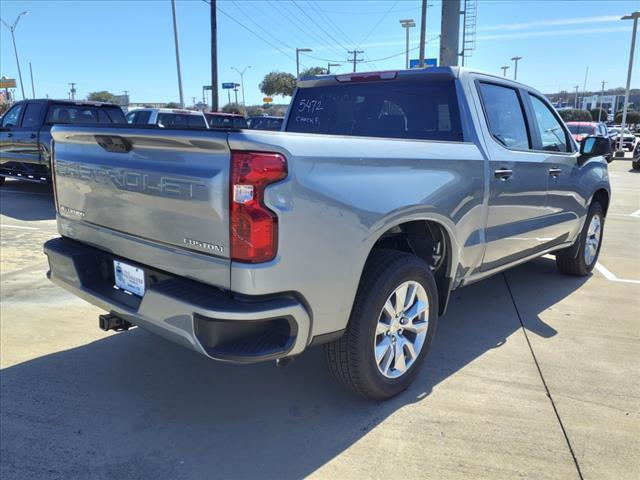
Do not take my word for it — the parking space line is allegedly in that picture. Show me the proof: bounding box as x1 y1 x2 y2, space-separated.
0 224 39 231
595 263 640 284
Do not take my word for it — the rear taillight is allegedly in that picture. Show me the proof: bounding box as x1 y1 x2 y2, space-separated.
230 151 287 263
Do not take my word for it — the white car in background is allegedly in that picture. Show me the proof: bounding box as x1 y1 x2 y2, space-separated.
126 108 209 129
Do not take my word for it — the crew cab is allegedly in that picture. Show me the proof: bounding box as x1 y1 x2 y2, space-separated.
0 99 125 185
44 68 611 400
126 108 209 129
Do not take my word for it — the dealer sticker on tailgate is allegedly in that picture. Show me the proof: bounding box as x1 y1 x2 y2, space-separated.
113 260 145 297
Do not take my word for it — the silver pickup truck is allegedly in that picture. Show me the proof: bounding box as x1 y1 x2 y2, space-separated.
44 67 611 400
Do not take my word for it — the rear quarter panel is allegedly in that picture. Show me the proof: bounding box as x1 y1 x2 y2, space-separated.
228 130 486 337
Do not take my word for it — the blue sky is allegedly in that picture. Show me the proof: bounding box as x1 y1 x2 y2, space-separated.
1 0 638 106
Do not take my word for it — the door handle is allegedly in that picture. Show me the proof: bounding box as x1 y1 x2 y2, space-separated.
7 133 13 138
494 168 513 180
548 167 562 177
29 133 36 139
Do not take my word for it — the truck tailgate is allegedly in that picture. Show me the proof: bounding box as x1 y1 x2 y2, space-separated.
51 125 231 289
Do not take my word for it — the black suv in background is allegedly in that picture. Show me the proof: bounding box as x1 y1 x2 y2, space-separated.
0 99 126 186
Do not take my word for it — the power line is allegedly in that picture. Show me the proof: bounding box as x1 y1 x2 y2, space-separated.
306 0 355 47
291 0 351 52
231 1 295 52
203 0 306 67
316 6 421 15
267 0 346 60
356 0 400 48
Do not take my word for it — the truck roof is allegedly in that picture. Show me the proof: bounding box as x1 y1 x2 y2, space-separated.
10 98 121 108
129 108 205 116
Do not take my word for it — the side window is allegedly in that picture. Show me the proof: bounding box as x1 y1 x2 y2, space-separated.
528 94 569 152
2 104 24 128
478 83 530 150
134 111 150 124
21 103 44 128
126 112 136 124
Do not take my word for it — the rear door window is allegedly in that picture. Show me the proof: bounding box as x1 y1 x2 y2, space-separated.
478 82 530 150
286 78 463 142
21 103 45 128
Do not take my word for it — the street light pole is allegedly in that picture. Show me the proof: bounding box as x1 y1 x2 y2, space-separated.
1 11 28 100
598 80 607 122
231 65 251 107
327 62 341 74
500 65 509 77
29 62 35 98
511 56 522 81
296 48 312 78
400 19 416 69
171 0 185 108
618 11 639 154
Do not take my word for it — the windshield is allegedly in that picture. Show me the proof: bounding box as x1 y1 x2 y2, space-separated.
567 124 596 135
286 78 463 141
208 115 248 128
250 117 283 131
46 105 126 124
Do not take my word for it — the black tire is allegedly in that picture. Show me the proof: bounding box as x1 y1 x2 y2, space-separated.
0 176 4 186
556 201 604 276
325 249 438 401
632 160 640 170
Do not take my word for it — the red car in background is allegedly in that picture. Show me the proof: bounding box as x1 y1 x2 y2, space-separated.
566 121 613 162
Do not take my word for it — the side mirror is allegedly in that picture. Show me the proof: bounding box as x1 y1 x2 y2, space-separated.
580 136 610 159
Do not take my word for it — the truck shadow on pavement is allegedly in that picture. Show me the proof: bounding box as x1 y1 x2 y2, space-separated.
0 181 55 221
0 258 587 480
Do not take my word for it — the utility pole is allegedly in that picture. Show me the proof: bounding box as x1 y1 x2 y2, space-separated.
296 48 312 78
233 86 238 105
399 19 416 69
69 83 76 100
439 0 460 66
618 11 639 154
29 62 35 98
327 62 341 74
582 66 589 97
171 0 185 108
1 11 28 100
348 50 364 72
210 0 218 111
231 65 251 107
419 1 427 67
597 80 607 122
574 85 580 109
500 65 509 77
511 56 522 81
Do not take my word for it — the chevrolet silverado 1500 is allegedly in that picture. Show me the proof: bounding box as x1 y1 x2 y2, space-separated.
44 68 611 400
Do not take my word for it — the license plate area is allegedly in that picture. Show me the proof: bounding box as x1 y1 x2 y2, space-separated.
113 260 145 297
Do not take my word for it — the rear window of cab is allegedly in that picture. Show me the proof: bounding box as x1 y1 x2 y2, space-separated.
286 78 463 142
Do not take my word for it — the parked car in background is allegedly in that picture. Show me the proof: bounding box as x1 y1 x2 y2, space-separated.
247 115 284 131
566 122 613 162
205 112 248 129
608 127 637 151
45 67 611 400
0 99 126 186
126 108 208 129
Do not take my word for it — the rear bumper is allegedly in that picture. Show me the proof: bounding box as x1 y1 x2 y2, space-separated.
43 237 311 363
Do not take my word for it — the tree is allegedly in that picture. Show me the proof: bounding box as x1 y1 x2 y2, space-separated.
259 71 296 98
87 90 117 103
558 108 591 122
614 110 640 125
222 102 246 115
299 66 328 78
590 108 608 122
165 102 181 108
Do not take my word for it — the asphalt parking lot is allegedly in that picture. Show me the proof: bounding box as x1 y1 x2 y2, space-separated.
0 159 638 480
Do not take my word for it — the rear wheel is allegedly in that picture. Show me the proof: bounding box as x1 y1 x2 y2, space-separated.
556 201 604 276
0 176 5 186
325 249 438 401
